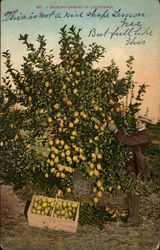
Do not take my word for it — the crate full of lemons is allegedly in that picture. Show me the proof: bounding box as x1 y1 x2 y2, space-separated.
27 195 80 233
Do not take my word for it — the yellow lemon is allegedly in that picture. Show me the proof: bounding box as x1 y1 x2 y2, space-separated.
61 152 65 158
34 196 39 202
20 90 24 95
54 156 59 163
56 172 60 178
75 80 79 84
51 146 55 151
65 166 69 172
32 208 36 214
47 159 50 164
76 159 80 164
45 173 49 178
66 187 71 193
76 72 80 76
66 150 71 156
94 169 99 176
50 160 54 167
40 108 44 114
48 198 53 203
100 126 104 132
116 107 120 113
81 70 85 75
43 134 47 139
97 163 102 170
42 202 47 208
50 168 56 173
60 140 65 146
59 122 64 128
96 180 102 188
72 67 76 72
48 88 53 94
58 165 64 171
117 184 121 191
48 117 52 123
70 60 74 65
73 155 78 161
89 139 93 144
59 128 62 133
83 113 87 119
81 156 86 161
94 124 99 130
75 147 79 152
108 186 112 192
72 131 77 136
74 118 79 124
97 154 102 160
45 81 49 88
61 173 65 178
63 97 68 103
74 111 79 117
79 154 82 160
107 116 112 121
91 153 96 158
93 197 98 204
93 187 97 193
97 191 102 198
100 186 104 192
64 144 69 150
67 156 72 162
10 123 14 129
28 96 32 102
94 136 99 141
67 100 72 107
86 62 89 66
69 122 74 128
54 103 60 110
79 148 83 154
94 105 99 111
51 153 55 159
89 163 94 169
49 140 53 146
70 135 75 140
55 139 60 145
68 167 73 173
73 88 78 95
110 120 115 124
89 170 94 176
109 99 114 105
37 210 41 215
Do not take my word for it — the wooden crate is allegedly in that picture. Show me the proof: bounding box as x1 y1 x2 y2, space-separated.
27 195 80 233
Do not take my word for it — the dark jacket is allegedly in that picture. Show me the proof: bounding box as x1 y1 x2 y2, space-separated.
115 129 151 176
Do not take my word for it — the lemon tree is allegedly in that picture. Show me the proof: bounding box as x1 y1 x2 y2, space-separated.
1 26 147 202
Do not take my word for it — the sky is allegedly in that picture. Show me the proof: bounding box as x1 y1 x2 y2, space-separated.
1 0 160 123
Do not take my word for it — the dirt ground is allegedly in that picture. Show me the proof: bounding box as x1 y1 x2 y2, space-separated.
0 184 160 250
